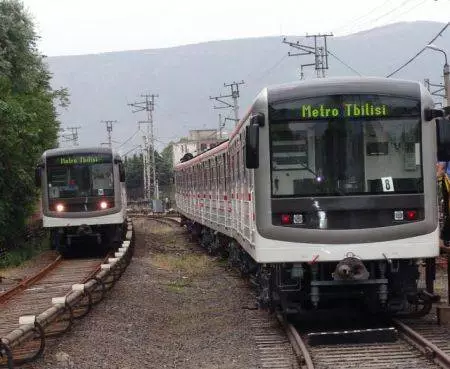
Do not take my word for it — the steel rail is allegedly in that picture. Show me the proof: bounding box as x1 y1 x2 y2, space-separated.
0 256 62 304
276 313 315 369
0 219 134 369
393 318 450 369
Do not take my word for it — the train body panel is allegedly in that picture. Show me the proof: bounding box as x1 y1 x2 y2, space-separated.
175 77 445 315
252 227 439 263
43 208 126 228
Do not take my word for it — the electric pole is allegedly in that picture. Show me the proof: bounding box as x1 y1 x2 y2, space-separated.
424 78 446 107
62 126 81 146
282 33 333 78
100 120 117 148
128 94 159 202
210 80 245 126
425 44 449 107
218 113 225 139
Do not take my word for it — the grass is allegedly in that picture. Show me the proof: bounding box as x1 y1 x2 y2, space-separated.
167 278 192 292
152 253 212 292
152 253 211 277
0 233 50 269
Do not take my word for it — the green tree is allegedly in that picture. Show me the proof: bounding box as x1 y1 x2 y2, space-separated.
0 0 67 248
124 153 144 200
124 144 174 201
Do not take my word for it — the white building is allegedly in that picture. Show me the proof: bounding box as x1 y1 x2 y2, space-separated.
172 129 228 166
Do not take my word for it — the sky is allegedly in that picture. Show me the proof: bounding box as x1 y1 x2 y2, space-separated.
21 0 450 56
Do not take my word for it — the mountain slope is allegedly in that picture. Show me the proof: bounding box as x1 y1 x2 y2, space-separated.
46 21 449 152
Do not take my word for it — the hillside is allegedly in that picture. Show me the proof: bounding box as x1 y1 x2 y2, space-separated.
46 21 450 153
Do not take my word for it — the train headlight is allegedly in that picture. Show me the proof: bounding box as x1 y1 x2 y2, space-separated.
56 203 65 212
99 201 108 210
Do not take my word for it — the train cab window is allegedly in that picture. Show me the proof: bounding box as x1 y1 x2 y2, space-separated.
47 154 114 199
269 95 423 197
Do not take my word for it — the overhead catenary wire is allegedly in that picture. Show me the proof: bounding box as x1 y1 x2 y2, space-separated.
339 0 418 36
122 144 142 157
386 0 427 22
357 0 416 29
327 50 363 76
250 54 289 83
333 0 393 35
117 129 140 149
386 21 450 77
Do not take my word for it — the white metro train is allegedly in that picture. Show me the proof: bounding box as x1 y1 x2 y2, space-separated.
175 77 450 316
35 147 127 256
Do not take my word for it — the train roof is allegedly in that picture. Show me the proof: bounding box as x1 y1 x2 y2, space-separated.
39 146 122 161
175 76 426 170
266 76 422 102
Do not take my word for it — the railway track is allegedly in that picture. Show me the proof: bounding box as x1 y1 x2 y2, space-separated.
139 214 450 368
275 313 450 369
0 219 134 368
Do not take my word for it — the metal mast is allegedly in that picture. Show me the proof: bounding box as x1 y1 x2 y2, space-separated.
128 94 159 201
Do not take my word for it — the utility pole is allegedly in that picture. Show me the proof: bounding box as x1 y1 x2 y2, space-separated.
218 113 225 139
426 44 449 107
100 120 117 148
424 78 445 106
210 80 245 126
63 126 81 146
128 94 159 201
282 33 333 78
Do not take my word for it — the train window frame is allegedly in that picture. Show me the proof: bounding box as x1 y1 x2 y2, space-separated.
268 94 423 197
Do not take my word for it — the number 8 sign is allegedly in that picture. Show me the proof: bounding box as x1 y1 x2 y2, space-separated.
381 176 394 192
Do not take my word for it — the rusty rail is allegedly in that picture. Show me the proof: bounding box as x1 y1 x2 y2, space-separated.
393 318 450 369
0 256 62 304
276 313 314 369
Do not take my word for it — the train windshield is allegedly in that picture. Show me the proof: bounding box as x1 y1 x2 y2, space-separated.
46 154 114 199
269 94 423 197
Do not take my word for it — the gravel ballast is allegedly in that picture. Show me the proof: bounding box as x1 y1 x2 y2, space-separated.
26 218 264 369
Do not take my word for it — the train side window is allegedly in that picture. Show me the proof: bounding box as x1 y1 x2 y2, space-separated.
237 142 240 183
204 162 207 191
223 153 227 192
210 159 214 191
193 165 197 191
119 162 126 182
216 156 220 192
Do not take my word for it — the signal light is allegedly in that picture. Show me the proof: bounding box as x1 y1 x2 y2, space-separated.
56 203 65 212
405 210 417 220
99 201 108 210
281 214 292 225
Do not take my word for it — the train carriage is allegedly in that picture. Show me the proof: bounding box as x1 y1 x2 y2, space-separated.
35 147 127 256
175 76 450 316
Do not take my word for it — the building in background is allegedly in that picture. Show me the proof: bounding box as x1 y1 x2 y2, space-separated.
172 129 228 166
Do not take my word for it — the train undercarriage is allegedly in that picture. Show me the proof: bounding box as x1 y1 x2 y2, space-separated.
50 222 126 257
183 217 437 318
